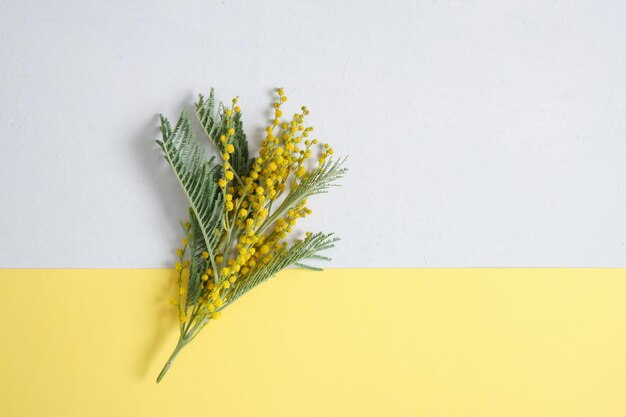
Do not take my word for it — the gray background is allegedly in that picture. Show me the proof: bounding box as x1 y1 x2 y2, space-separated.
1 0 626 268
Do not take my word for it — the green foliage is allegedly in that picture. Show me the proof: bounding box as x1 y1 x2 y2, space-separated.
195 89 250 177
258 157 348 234
156 112 224 264
229 232 340 304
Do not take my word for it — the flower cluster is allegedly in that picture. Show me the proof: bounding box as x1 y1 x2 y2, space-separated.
174 89 334 323
156 87 346 382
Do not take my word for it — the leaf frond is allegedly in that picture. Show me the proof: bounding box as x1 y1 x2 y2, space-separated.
157 112 224 272
228 233 339 303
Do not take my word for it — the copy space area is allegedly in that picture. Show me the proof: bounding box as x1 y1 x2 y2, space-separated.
1 268 625 417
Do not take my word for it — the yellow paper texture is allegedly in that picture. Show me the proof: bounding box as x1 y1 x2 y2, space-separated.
1 268 626 416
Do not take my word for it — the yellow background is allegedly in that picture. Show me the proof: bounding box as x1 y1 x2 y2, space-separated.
2 268 626 416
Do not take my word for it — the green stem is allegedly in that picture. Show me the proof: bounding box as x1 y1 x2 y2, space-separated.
156 338 187 383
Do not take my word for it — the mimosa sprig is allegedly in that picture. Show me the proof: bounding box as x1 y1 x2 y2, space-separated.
155 88 347 382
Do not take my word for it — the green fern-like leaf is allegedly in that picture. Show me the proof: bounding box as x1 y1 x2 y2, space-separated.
229 111 251 177
228 233 340 304
258 157 348 234
156 111 224 271
194 89 221 147
195 89 250 178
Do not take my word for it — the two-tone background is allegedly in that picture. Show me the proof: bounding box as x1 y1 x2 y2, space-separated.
2 1 626 416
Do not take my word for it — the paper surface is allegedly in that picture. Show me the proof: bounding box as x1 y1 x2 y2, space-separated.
2 268 625 416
